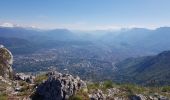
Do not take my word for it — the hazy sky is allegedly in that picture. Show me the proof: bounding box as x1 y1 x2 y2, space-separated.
0 0 170 30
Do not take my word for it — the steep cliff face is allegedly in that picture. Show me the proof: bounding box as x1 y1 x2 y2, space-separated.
0 45 13 79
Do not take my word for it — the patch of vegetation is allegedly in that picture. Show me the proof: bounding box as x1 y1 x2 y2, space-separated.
76 89 89 100
102 80 113 89
120 84 146 94
161 86 170 92
34 74 48 84
0 93 7 100
69 95 83 100
87 82 100 90
86 81 170 98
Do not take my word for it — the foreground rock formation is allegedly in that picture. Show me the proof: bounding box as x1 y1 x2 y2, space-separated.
0 45 13 79
31 71 87 100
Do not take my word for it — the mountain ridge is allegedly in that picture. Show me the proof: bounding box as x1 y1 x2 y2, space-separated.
115 50 170 85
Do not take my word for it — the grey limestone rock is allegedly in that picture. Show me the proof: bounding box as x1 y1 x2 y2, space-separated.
0 45 13 79
31 71 87 100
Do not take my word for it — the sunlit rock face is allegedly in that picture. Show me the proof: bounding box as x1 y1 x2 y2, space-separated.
31 71 87 100
0 45 13 79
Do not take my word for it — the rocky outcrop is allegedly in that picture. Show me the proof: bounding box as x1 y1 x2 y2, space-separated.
89 88 169 100
31 71 87 100
130 94 147 100
15 73 35 84
89 89 106 100
0 45 13 79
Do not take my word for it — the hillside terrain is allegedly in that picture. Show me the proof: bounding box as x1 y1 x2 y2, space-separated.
115 51 170 85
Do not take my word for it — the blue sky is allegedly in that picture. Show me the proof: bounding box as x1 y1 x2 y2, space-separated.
0 0 170 30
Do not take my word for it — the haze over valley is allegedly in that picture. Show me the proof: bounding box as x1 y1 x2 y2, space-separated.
0 26 170 84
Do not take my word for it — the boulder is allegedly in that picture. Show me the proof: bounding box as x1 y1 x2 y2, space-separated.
89 89 106 100
0 45 13 79
15 73 35 84
31 71 87 100
130 94 146 100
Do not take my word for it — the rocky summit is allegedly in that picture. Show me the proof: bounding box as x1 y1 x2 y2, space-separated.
31 71 87 100
0 45 13 79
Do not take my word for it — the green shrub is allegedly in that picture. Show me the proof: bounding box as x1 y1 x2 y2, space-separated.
0 93 7 100
162 86 170 92
87 83 99 90
120 84 146 94
103 80 113 89
69 95 82 100
34 74 48 84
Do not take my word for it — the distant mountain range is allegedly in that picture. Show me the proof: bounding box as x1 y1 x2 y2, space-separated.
1 26 170 55
0 27 91 54
114 50 170 85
